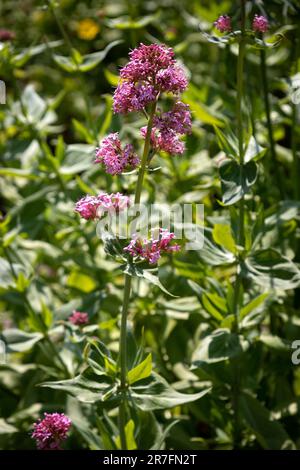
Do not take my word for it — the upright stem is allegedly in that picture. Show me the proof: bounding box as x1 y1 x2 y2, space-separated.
291 32 300 203
232 0 246 448
260 49 285 199
118 100 157 449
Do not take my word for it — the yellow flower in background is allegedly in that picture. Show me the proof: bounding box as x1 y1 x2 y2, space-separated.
76 19 100 40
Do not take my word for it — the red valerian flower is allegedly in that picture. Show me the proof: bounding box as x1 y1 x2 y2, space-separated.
214 15 232 33
32 413 71 450
124 228 180 264
113 43 188 114
69 310 89 325
75 193 130 220
95 132 139 174
252 15 269 33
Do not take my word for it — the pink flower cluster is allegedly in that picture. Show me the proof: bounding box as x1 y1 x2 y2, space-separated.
32 413 71 450
113 43 188 114
124 228 180 264
214 15 231 33
141 126 185 155
214 14 269 34
0 29 15 41
141 101 191 155
69 310 89 326
252 14 269 33
154 101 192 135
75 192 130 220
95 132 140 175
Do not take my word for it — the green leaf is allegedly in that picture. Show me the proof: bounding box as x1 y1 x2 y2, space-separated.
240 393 295 449
182 84 224 127
219 159 258 205
115 420 137 450
128 353 152 385
122 263 177 297
107 14 159 30
244 136 266 163
53 41 122 73
202 31 241 46
192 329 249 365
258 335 290 351
198 230 236 266
0 168 39 179
66 397 102 450
2 329 43 352
201 293 225 322
40 302 53 328
212 224 237 254
130 373 211 411
67 271 97 292
41 370 114 404
11 40 62 67
214 126 239 158
150 420 179 450
0 419 18 435
240 293 269 320
53 54 75 72
72 119 95 144
244 249 300 290
21 84 47 122
78 41 122 72
104 68 119 86
60 144 94 175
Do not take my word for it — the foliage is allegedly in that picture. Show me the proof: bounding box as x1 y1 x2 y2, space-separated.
0 0 300 451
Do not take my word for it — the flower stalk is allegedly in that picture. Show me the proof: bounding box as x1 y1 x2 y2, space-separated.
232 0 246 448
117 100 157 449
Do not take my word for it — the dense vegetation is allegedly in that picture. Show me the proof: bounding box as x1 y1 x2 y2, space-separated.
0 0 300 450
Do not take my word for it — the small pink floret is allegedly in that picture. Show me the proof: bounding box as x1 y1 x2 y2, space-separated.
69 310 89 326
214 15 232 33
252 15 269 33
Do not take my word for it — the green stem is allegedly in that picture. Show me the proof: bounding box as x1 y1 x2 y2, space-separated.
232 0 246 448
134 101 157 204
236 35 245 247
117 100 157 449
292 102 299 201
260 49 285 199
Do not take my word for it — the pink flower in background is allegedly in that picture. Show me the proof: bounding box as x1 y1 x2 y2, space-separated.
124 228 180 264
214 15 232 33
75 192 130 220
0 29 16 41
69 310 89 326
74 195 101 220
252 15 269 33
95 132 140 174
113 43 188 114
32 413 71 450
